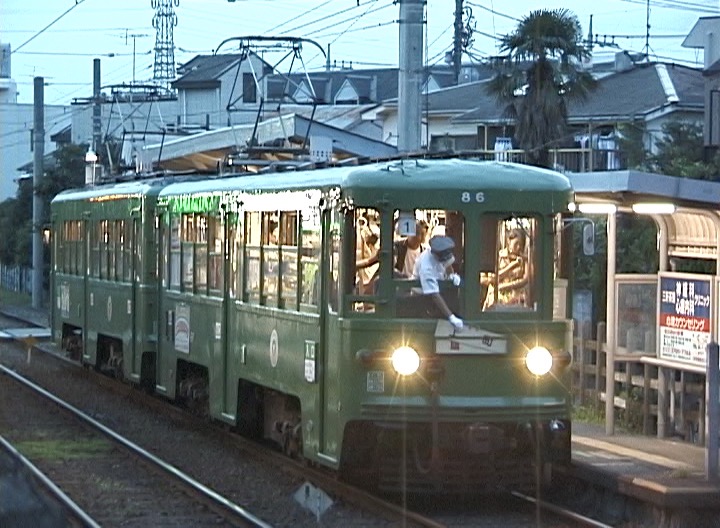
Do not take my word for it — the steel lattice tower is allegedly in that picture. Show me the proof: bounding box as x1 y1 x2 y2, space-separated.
151 0 178 86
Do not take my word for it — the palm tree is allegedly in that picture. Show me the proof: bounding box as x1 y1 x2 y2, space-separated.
487 9 595 168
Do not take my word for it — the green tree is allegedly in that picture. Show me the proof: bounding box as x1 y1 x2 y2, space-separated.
647 121 720 180
0 143 87 267
487 8 596 167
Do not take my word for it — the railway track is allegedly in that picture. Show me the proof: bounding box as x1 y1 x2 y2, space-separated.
1 311 615 527
0 365 270 527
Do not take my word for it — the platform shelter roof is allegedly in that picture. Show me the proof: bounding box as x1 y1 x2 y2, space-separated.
568 170 720 261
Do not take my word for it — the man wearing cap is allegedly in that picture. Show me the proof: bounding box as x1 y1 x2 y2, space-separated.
412 235 464 331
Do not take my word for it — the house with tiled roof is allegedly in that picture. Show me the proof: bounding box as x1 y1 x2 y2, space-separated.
365 55 706 172
682 16 720 158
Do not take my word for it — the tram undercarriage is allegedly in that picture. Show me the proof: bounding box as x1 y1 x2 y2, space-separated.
340 419 571 494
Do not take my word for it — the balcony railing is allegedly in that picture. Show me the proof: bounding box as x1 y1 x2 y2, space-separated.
446 147 625 173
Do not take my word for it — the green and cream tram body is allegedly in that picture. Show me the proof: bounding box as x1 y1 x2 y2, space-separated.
51 159 574 493
51 180 167 385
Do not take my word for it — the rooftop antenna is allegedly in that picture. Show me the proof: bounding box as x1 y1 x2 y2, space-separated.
151 0 178 87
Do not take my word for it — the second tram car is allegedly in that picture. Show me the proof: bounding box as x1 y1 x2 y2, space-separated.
51 158 575 493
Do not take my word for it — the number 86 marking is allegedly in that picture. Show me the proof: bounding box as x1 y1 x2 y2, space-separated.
461 192 485 203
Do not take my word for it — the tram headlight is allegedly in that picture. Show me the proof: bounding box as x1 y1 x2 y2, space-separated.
391 346 420 376
525 346 553 376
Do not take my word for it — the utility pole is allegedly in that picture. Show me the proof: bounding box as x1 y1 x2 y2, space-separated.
92 58 102 160
32 77 44 309
397 0 425 153
453 0 463 85
126 31 149 83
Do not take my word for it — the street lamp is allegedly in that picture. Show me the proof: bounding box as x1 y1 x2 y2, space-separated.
85 149 98 186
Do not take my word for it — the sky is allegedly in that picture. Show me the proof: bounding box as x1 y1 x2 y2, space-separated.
1 0 718 106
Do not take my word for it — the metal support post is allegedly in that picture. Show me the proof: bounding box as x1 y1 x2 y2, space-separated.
706 342 719 481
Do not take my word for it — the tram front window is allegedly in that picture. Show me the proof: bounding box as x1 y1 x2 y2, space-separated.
393 209 465 319
481 216 536 312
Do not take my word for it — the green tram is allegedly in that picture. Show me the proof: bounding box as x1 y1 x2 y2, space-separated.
51 158 575 493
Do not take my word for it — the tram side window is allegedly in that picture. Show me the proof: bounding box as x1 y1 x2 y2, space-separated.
169 215 181 289
328 208 342 313
352 208 381 313
77 221 85 276
115 220 124 282
60 220 83 275
279 211 298 310
208 215 224 294
228 214 242 299
481 216 536 312
123 220 133 282
300 207 321 312
195 214 208 293
245 211 261 303
90 222 100 278
261 212 280 306
61 222 70 273
99 220 109 279
182 214 196 292
108 221 117 281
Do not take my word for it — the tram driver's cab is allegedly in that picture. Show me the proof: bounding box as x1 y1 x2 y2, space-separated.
348 208 542 319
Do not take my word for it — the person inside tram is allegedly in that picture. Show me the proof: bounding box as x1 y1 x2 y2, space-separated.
393 219 429 278
412 235 464 331
482 227 529 309
355 216 380 295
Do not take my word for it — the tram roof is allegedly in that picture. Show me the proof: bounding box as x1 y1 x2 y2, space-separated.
157 159 572 197
51 177 174 203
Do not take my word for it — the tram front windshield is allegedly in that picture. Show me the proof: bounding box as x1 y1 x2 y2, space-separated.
350 208 543 318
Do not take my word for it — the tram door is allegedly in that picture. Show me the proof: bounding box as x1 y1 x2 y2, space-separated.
154 210 170 395
318 207 343 459
82 217 91 363
129 214 140 379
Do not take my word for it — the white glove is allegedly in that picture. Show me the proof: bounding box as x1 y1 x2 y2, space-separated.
448 314 463 331
448 273 462 286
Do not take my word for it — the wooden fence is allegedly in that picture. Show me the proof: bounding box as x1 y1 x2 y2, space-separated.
572 322 707 445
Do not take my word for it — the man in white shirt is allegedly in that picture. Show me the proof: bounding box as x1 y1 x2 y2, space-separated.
412 235 464 331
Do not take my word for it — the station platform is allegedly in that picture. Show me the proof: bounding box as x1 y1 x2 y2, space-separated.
569 422 720 511
2 301 719 518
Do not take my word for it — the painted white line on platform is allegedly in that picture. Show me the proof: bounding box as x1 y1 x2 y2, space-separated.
573 435 693 470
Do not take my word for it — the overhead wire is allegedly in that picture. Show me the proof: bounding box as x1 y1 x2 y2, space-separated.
11 0 89 55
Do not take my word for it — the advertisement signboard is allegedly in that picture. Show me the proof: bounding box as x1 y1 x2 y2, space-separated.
658 273 712 368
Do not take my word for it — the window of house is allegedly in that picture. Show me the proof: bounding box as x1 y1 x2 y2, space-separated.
243 73 257 103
